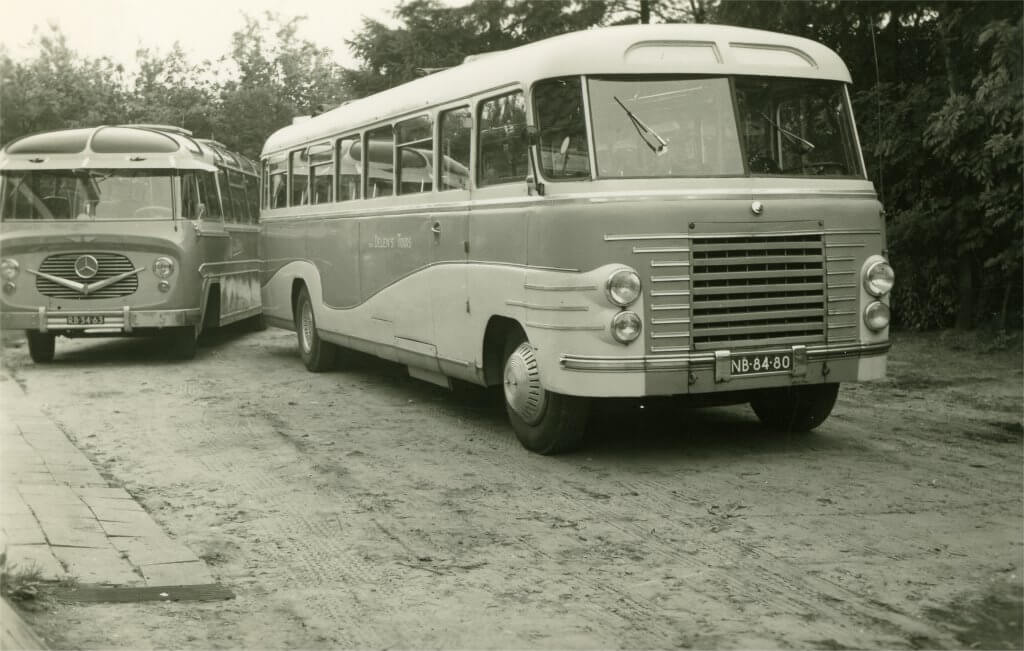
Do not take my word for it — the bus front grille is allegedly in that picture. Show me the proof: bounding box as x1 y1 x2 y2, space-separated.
690 235 826 349
35 253 139 299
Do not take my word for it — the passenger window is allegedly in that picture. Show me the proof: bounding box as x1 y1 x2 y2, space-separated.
366 125 394 198
228 169 248 222
308 142 333 204
290 150 309 206
337 136 363 201
396 115 433 195
200 171 222 219
439 107 471 190
217 169 234 221
478 92 528 187
245 175 259 223
267 154 287 209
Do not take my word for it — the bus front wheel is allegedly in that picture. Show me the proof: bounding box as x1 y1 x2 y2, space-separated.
502 336 589 454
26 331 55 363
749 383 839 432
295 286 336 372
169 325 198 360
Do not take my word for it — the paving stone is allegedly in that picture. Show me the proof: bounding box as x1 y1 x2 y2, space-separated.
40 520 109 548
99 518 167 538
82 497 145 514
51 546 142 585
17 485 81 502
28 502 94 519
140 561 214 586
5 544 67 580
0 492 32 515
111 537 201 566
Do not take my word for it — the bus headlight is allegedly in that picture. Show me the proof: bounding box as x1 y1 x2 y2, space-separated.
864 301 890 331
0 259 19 280
153 256 175 279
864 258 894 297
611 311 642 343
606 269 641 306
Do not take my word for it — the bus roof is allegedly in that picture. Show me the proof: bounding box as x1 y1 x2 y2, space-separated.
0 125 257 174
263 23 853 157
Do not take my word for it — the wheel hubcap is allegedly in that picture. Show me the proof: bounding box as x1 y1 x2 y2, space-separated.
300 302 314 353
504 342 547 425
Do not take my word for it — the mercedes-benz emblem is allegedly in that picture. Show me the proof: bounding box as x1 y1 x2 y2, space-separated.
74 255 99 279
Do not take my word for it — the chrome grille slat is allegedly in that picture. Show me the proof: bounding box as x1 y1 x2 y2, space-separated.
691 234 826 349
36 253 138 299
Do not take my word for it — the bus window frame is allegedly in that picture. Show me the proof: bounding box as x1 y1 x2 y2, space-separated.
476 90 528 188
395 114 434 196
437 104 473 192
335 133 364 202
366 124 395 200
307 141 334 205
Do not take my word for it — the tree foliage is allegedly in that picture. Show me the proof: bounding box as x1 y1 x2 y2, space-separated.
0 2 1018 329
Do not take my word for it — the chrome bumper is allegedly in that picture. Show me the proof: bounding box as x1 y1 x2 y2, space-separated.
2 306 201 333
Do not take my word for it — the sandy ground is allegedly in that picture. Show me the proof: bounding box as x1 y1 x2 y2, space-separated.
2 326 1021 650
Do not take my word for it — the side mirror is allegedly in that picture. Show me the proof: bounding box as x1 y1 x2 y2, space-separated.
196 203 207 219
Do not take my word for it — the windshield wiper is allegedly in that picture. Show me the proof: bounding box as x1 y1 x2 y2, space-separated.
613 96 669 156
758 112 815 153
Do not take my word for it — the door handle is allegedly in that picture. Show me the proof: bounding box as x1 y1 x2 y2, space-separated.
431 222 441 234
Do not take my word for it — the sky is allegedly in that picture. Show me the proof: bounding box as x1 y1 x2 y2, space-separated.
0 0 437 70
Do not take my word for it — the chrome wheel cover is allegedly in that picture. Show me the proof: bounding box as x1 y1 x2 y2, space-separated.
299 300 314 353
504 342 547 425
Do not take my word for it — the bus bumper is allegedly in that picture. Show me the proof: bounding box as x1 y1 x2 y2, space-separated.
554 341 890 397
1 307 202 333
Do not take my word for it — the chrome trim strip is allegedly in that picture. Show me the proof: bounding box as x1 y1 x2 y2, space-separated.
605 233 689 241
524 283 597 292
633 246 689 254
650 261 690 268
123 306 132 333
560 341 889 372
527 322 603 331
505 300 588 311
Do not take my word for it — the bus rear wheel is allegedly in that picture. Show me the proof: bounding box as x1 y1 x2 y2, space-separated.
749 383 839 432
295 286 336 372
26 331 55 363
503 336 589 454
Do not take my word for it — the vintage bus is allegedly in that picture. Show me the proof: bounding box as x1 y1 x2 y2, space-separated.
259 24 894 454
0 124 262 361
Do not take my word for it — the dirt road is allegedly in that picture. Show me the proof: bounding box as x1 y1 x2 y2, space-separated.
2 326 1021 649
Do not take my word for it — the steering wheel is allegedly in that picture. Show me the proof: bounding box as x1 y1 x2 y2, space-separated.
134 205 172 218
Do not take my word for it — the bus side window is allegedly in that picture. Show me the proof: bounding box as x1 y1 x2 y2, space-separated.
396 115 433 195
478 92 528 187
198 171 222 220
245 175 259 223
337 136 363 201
308 142 333 204
290 150 309 206
439 107 471 191
267 154 287 209
180 172 200 218
228 169 248 222
218 168 235 221
366 125 394 199
534 77 590 179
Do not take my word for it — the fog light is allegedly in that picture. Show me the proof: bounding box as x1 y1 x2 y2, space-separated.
0 258 19 280
153 256 175 279
606 269 641 306
2 281 15 294
864 301 890 331
158 281 171 293
611 311 642 343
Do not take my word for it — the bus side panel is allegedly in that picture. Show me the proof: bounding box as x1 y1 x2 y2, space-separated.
261 218 308 323
309 216 361 308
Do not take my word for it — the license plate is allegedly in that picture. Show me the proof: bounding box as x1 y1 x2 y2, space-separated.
731 352 792 376
66 315 105 325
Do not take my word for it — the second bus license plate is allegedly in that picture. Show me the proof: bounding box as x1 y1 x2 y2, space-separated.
66 315 105 325
731 352 792 376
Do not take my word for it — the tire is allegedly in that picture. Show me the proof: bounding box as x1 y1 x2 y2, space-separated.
294 285 336 372
750 383 839 432
169 326 198 360
502 335 589 454
26 331 55 363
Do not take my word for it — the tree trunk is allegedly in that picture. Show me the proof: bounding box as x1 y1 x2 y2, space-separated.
640 0 652 24
955 257 975 330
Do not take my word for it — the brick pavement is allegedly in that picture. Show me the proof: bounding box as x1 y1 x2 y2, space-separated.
1 374 215 588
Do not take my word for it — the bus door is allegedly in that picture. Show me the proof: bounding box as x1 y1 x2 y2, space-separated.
429 107 473 374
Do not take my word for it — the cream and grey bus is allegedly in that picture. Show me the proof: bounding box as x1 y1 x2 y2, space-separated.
259 24 894 454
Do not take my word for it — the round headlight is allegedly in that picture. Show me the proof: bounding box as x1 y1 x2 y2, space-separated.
864 259 895 297
153 256 175 279
0 258 19 280
606 269 641 306
864 301 890 331
611 311 642 344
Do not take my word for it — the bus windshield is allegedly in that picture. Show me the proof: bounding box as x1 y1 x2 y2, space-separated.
586 76 862 179
0 169 175 221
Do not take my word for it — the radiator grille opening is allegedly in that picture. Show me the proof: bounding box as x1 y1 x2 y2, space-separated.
690 235 825 349
35 253 139 299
